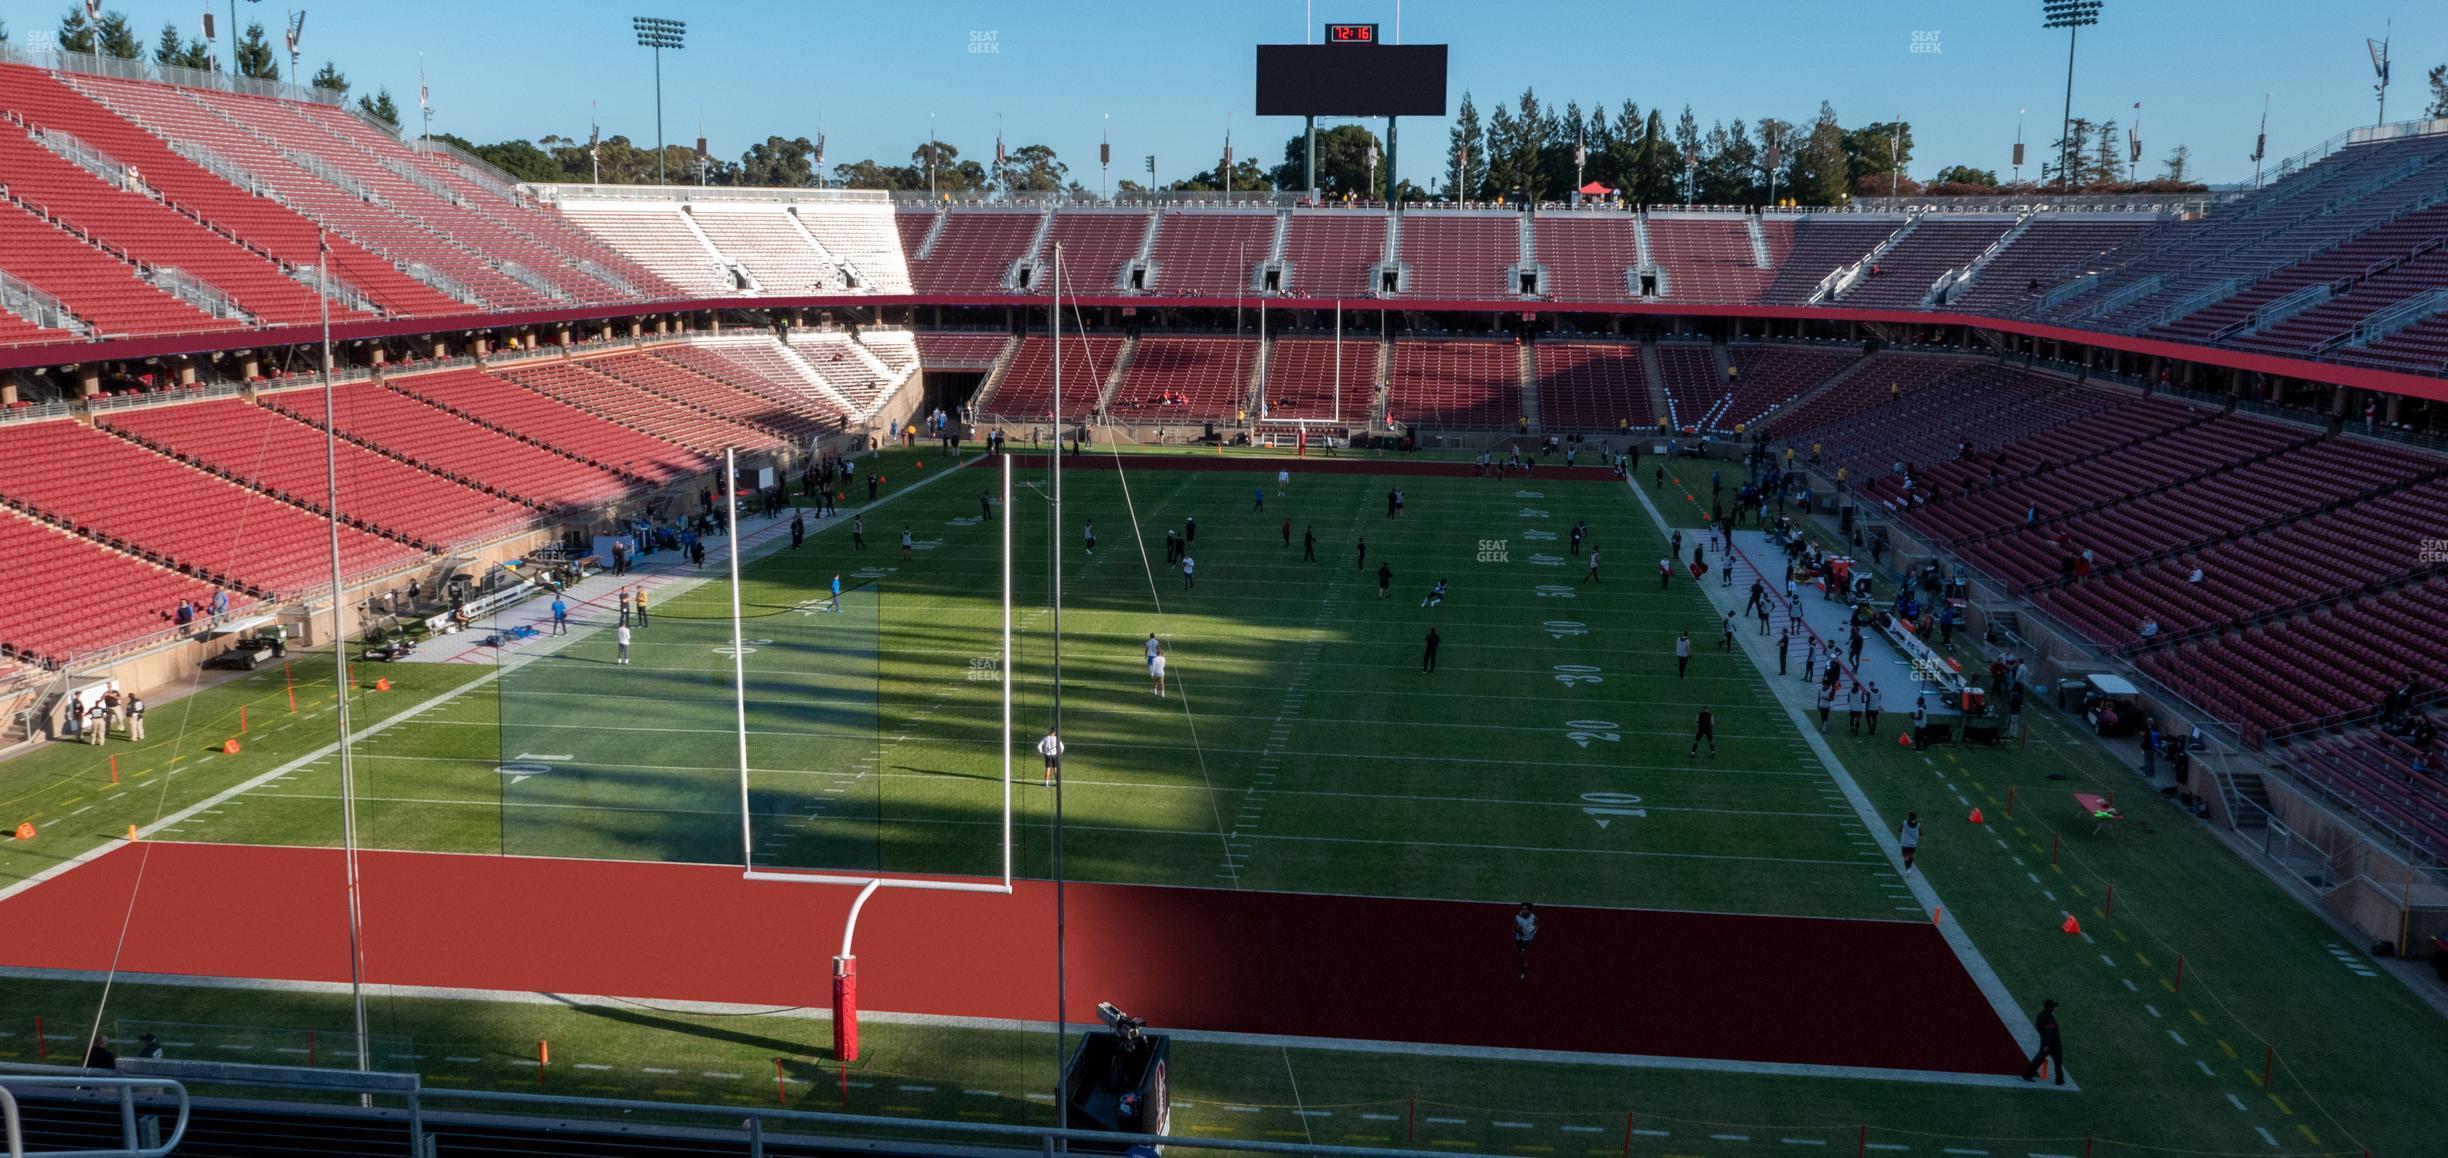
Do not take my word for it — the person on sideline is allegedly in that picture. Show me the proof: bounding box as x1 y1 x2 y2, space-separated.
1513 902 1538 979
615 623 632 665
1038 729 1064 787
1899 811 1922 871
2021 1000 2066 1085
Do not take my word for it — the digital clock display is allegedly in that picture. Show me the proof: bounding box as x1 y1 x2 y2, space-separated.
1326 23 1378 43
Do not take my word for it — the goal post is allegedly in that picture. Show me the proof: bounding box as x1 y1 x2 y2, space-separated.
731 451 1018 1061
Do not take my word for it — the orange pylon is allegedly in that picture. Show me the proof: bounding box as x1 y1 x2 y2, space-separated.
221 739 241 755
126 825 140 841
2061 914 2083 935
1967 807 1985 824
374 677 391 692
12 822 34 840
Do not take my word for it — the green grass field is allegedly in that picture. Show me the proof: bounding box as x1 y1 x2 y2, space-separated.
4 446 2446 1157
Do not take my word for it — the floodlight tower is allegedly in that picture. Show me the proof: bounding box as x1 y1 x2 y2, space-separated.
632 16 686 184
2041 0 2102 195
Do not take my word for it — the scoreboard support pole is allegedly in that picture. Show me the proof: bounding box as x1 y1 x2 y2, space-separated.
1386 117 1398 201
1305 116 1317 199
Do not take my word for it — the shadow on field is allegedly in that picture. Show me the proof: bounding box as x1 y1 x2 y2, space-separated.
546 993 816 1057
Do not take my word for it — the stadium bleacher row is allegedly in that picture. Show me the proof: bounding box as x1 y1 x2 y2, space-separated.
0 331 912 665
10 49 2448 391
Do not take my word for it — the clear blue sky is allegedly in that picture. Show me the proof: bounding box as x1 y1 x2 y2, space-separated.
19 0 2436 187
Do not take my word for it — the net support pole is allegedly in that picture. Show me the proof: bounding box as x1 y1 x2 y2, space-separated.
730 448 754 869
1001 451 1014 887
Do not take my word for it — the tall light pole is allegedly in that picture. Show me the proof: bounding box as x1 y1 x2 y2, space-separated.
2013 107 2027 184
632 16 685 184
1100 113 1111 201
225 0 260 76
2041 0 2102 195
2367 21 2391 126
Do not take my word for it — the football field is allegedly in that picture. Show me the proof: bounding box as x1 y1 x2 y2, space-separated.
3 446 2446 1158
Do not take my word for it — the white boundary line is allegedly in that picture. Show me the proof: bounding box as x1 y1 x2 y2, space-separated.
1621 471 2056 1082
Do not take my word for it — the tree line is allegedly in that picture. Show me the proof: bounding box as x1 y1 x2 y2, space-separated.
12 12 2448 198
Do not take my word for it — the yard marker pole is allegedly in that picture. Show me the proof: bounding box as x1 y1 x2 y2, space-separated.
285 664 296 712
1620 1110 1630 1157
308 1030 317 1068
537 1039 548 1085
1406 1098 1415 1142
729 447 754 873
108 756 117 784
239 705 247 733
32 1017 42 1060
2261 1045 2273 1088
774 1057 789 1106
2174 954 2185 992
2052 833 2060 867
2103 884 2114 918
2006 786 2016 818
317 228 371 1083
1857 1124 1866 1156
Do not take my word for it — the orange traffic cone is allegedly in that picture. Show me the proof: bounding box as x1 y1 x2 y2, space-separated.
12 821 34 840
2061 915 2083 935
915 460 925 469
374 677 391 692
222 738 241 754
1897 732 1915 747
1967 807 1985 824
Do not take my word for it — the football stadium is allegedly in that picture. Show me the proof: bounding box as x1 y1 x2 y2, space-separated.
1 3 2446 1155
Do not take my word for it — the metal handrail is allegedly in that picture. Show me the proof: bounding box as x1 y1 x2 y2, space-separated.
0 1075 191 1157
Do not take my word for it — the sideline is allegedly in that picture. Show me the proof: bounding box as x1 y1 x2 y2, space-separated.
1619 468 2055 1080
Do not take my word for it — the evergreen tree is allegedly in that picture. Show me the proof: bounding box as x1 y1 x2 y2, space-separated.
1603 100 1641 195
2160 145 2191 183
93 10 142 59
1447 91 1485 200
2091 118 2125 186
153 21 214 69
234 21 280 80
1672 105 1702 201
1506 88 1545 201
56 6 95 54
1793 102 1850 205
1543 98 1585 201
1482 101 1520 200
2429 63 2448 119
1697 119 1759 204
357 88 401 128
1582 105 1616 192
310 62 349 95
1631 108 1678 205
2047 117 2095 188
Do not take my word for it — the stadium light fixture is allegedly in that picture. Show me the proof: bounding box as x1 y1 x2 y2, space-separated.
2040 0 2102 196
632 16 686 184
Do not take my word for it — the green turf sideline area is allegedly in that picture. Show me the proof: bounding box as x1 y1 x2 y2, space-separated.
0 447 2442 1157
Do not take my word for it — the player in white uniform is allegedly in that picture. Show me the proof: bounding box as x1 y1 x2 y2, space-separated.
1144 633 1166 696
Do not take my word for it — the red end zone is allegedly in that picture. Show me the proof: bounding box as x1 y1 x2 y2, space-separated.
0 842 2026 1076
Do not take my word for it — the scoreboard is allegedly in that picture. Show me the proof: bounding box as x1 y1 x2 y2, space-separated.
1254 42 1447 117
